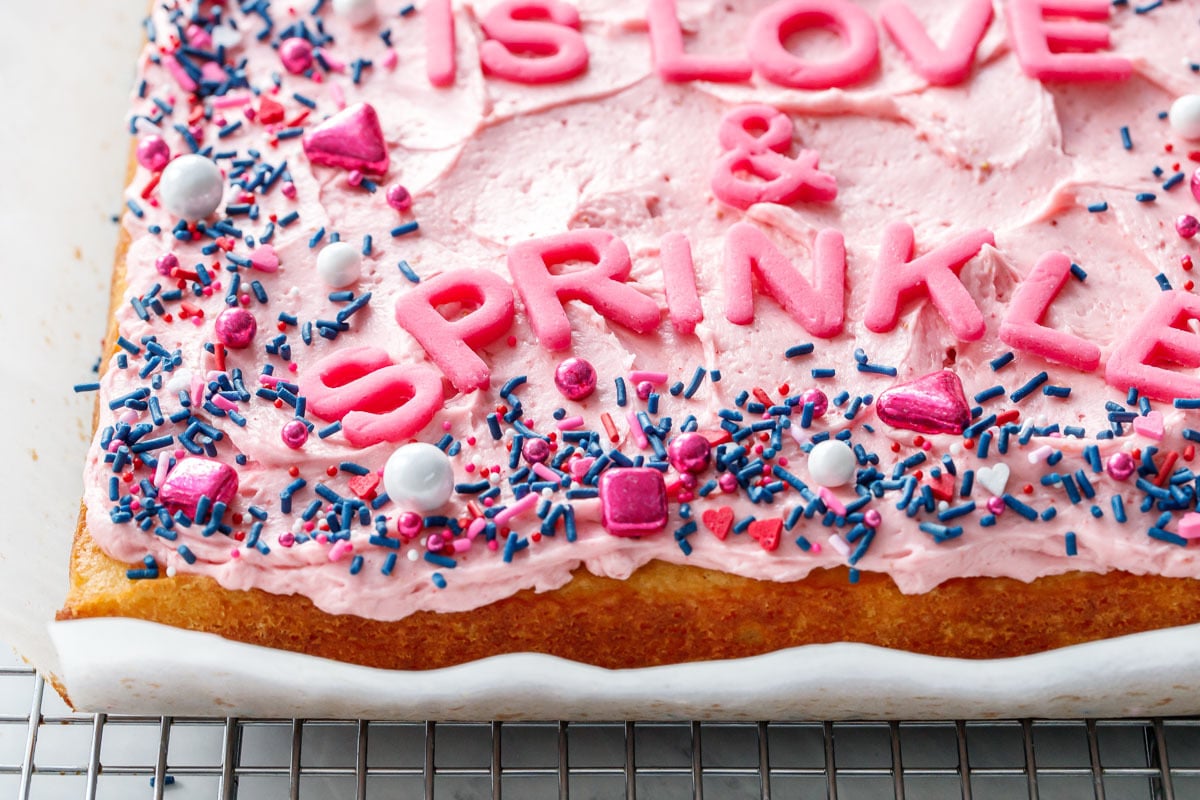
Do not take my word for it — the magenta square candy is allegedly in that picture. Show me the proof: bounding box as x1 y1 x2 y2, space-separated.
599 467 668 537
158 457 240 518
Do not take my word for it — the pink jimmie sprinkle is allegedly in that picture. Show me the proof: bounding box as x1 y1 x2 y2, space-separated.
626 409 650 449
328 540 354 562
382 49 398 70
827 534 850 557
494 491 539 526
532 462 561 483
467 518 487 539
1179 512 1200 539
330 82 347 110
452 538 472 553
630 371 668 385
556 415 585 431
818 486 847 516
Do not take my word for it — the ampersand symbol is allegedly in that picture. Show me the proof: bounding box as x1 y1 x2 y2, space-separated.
711 104 838 210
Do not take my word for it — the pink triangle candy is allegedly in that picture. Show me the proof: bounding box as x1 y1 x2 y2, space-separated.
876 370 971 436
302 102 389 175
158 457 239 519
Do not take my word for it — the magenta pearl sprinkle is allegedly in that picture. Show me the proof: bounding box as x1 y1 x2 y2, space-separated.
1107 452 1136 481
554 357 597 401
214 307 257 349
386 183 413 211
667 432 712 474
397 511 422 538
800 388 829 417
1177 214 1200 240
136 135 171 172
278 37 314 74
986 496 1006 515
280 419 309 449
522 437 551 464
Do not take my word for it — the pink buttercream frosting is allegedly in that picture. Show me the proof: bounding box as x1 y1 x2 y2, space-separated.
84 0 1200 622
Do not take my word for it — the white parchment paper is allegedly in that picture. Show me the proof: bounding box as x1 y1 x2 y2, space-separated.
7 1 1200 720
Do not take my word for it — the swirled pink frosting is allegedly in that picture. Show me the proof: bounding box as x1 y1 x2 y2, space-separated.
83 0 1200 621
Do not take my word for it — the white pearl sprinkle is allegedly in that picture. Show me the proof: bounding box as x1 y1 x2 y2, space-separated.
332 0 376 25
807 439 857 488
407 549 419 562
316 241 362 288
384 442 455 512
1169 95 1200 140
159 154 224 220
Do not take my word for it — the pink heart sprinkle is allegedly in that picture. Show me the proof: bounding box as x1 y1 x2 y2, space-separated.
1133 411 1165 441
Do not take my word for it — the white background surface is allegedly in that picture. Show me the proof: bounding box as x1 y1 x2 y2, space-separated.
0 1 145 679
5 1 1200 720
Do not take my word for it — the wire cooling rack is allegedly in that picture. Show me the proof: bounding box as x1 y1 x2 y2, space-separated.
4 645 1199 800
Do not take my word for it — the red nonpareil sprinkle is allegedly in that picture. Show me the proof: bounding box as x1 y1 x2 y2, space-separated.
1023 483 1034 494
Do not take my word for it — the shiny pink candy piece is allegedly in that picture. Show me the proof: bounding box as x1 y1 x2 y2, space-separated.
302 102 389 174
280 419 309 449
599 467 668 537
521 437 551 464
667 432 712 474
799 388 829 417
136 135 171 172
155 252 179 277
397 511 422 538
863 509 882 527
1107 452 1136 481
158 457 239 518
554 357 597 401
635 381 654 400
279 37 314 74
876 370 971 436
1192 168 1200 204
717 472 739 492
386 183 412 210
214 307 257 349
1177 215 1200 240
986 496 1006 515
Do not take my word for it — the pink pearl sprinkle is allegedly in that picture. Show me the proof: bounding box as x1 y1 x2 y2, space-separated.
282 182 297 199
155 252 179 277
348 169 364 187
1177 214 1200 240
278 532 295 548
986 496 1006 515
522 437 552 464
280 419 309 449
136 135 171 172
635 381 654 400
717 472 738 492
278 37 314 74
386 183 413 211
864 509 882 527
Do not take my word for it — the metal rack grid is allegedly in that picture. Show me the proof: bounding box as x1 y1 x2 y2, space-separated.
4 647 1199 800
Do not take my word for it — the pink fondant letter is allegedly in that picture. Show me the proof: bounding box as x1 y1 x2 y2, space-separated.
394 269 516 394
711 104 837 210
479 0 588 84
425 0 456 87
299 347 444 447
659 232 704 335
999 252 1101 372
507 230 661 351
1106 291 1200 402
746 0 878 90
1005 0 1131 82
864 222 995 342
723 222 845 338
879 0 993 86
647 0 752 83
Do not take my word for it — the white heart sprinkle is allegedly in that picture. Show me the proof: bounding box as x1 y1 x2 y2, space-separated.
976 463 1011 496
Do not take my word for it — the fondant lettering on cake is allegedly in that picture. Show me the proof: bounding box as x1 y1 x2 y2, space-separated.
658 232 705 335
723 223 845 338
478 0 589 84
1107 292 1200 402
647 0 753 83
711 104 838 210
393 269 516 393
879 0 993 86
864 223 995 342
1005 0 1132 82
424 0 456 87
507 229 661 351
999 251 1101 372
299 346 445 447
746 0 879 89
